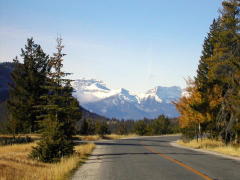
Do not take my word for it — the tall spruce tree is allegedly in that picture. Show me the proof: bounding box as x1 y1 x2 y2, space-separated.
194 19 222 138
31 38 81 162
210 0 240 143
196 18 221 92
7 38 49 134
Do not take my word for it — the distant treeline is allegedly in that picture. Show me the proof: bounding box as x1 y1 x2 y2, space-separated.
77 115 179 136
175 0 240 144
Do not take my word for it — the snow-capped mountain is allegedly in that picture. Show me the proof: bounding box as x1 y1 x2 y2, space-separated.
72 78 181 120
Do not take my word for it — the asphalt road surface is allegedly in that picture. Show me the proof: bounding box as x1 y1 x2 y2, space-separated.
72 136 240 180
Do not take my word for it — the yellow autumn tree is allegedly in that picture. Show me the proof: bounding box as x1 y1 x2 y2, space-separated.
175 79 208 140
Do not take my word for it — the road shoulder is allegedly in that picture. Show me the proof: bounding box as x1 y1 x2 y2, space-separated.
170 141 240 162
71 144 105 180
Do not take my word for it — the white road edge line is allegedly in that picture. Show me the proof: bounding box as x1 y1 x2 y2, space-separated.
170 141 240 162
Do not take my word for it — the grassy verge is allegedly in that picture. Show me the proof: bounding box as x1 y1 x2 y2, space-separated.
0 142 95 180
0 134 40 139
1 134 138 142
177 138 240 157
0 134 41 146
74 134 138 141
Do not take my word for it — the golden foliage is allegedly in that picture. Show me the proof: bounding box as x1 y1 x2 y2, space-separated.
208 84 223 109
175 79 206 128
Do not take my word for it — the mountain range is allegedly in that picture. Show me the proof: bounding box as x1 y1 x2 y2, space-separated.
72 79 182 120
0 62 109 124
0 62 14 102
0 62 182 121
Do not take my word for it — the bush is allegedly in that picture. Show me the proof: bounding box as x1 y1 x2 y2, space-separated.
31 136 74 163
30 117 75 163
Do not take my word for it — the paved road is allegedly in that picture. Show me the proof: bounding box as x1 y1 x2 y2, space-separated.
72 136 240 180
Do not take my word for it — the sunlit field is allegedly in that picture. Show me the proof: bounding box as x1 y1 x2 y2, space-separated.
0 142 95 180
178 138 240 157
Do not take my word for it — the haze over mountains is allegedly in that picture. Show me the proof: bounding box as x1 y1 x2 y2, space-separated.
72 79 182 120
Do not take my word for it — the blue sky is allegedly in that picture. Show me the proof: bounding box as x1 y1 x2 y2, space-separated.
0 0 223 92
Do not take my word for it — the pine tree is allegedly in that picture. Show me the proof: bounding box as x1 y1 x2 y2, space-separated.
31 37 81 162
116 121 127 135
176 0 240 143
194 19 222 138
79 118 89 135
196 18 221 93
7 38 49 134
96 121 110 137
209 0 240 143
151 115 170 135
134 120 148 136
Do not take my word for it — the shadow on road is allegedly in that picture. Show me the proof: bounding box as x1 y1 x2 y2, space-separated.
84 151 206 165
92 152 205 157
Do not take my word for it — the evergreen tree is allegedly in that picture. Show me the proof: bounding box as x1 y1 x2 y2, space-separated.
7 38 49 134
96 121 110 137
151 115 170 135
195 18 221 93
31 38 81 162
86 119 97 135
177 0 240 144
194 19 222 138
116 121 128 135
134 120 148 136
209 0 240 143
79 118 89 135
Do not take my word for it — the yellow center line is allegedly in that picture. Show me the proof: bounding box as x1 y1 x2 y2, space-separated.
142 143 213 180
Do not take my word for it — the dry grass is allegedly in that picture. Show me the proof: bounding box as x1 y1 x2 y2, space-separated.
75 135 101 141
105 134 137 139
178 138 240 157
0 134 40 140
0 134 40 138
0 142 95 180
75 134 137 141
